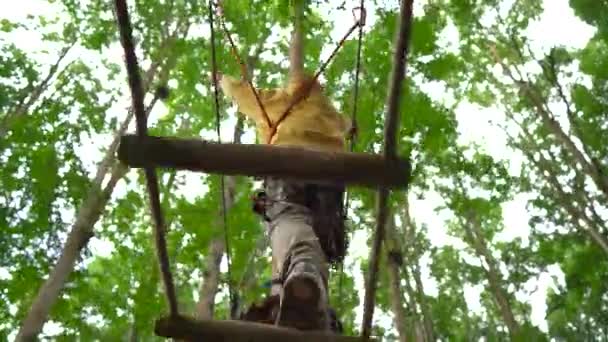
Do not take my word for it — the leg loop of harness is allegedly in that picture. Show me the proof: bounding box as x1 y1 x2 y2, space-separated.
251 178 348 263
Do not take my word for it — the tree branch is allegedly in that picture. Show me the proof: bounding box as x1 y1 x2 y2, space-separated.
0 41 75 140
489 43 608 199
289 0 306 78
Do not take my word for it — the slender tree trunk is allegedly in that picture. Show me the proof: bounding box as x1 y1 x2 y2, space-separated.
521 83 608 198
232 233 269 319
196 238 226 319
490 44 608 199
534 152 608 255
510 123 608 256
386 215 409 342
289 0 305 78
411 264 434 342
196 117 244 320
464 212 520 338
194 33 268 319
387 258 409 342
14 34 180 340
0 42 75 140
400 200 434 342
16 161 126 341
127 324 138 342
128 170 178 342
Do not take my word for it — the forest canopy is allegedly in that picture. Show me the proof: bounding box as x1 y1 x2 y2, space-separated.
1 0 607 341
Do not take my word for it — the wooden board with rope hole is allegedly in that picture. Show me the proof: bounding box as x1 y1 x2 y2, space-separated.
117 134 411 189
154 315 377 342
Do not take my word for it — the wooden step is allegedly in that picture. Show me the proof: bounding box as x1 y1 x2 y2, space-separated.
154 315 376 341
118 134 411 189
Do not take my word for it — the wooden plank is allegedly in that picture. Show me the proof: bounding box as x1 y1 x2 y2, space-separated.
154 315 375 342
117 134 411 189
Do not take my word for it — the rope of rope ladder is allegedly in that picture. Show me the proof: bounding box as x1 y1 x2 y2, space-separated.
338 0 366 317
215 0 273 132
361 0 414 338
208 0 238 320
113 0 179 316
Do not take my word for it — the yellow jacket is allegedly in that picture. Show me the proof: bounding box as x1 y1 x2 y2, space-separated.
219 73 351 152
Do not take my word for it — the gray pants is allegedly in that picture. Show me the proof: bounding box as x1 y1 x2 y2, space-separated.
262 179 330 297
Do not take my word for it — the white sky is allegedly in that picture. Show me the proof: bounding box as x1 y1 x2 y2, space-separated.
0 0 597 339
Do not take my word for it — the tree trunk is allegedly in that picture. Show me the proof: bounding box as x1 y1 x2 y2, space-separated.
194 35 269 320
521 82 608 198
14 37 179 340
464 212 520 338
233 233 269 319
533 150 608 255
400 199 434 342
195 117 244 320
16 162 127 341
289 0 305 78
411 264 434 342
0 42 75 140
510 123 608 256
490 44 608 199
127 324 138 342
385 215 409 342
197 238 226 319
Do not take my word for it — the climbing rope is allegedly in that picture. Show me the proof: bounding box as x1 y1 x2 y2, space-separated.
114 0 179 316
348 4 366 150
208 0 237 319
338 0 366 316
215 0 273 131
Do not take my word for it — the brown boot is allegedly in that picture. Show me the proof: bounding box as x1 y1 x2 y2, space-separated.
276 260 330 331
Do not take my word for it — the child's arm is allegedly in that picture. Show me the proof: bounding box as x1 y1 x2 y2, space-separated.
219 75 277 126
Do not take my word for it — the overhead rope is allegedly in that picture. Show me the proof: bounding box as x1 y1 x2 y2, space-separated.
114 0 179 316
348 4 365 150
208 0 237 319
338 0 366 316
215 0 273 131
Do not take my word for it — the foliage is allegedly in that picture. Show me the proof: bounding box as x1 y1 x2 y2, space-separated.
1 0 607 341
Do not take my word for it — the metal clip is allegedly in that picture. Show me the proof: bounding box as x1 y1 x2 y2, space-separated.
352 6 367 27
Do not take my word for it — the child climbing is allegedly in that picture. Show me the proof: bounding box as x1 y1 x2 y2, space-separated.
218 4 351 331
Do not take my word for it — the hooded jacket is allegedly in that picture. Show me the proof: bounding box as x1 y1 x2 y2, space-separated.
219 73 351 152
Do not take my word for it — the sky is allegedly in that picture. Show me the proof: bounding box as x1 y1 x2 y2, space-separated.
0 0 598 339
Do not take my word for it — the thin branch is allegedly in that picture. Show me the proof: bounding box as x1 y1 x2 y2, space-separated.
505 117 608 255
0 41 75 139
489 43 608 199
